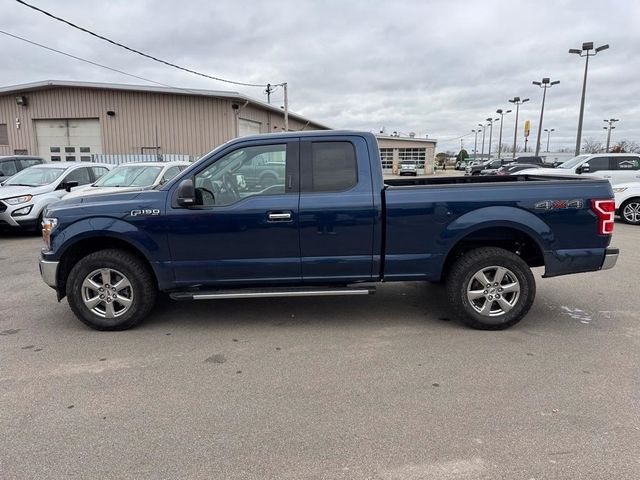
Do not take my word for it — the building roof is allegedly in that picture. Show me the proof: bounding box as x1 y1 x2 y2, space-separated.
0 80 331 129
376 134 437 144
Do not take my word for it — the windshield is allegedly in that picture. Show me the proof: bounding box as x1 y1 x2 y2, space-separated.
94 165 162 187
557 155 590 169
4 167 66 186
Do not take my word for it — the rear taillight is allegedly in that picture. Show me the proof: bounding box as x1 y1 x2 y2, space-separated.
591 199 615 235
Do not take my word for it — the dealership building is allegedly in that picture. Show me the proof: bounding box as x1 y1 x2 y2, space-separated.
0 80 436 172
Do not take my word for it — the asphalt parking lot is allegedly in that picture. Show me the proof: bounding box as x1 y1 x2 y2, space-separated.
1 224 639 480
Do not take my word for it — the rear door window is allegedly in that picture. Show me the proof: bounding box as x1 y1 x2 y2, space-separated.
0 159 18 177
613 156 640 170
64 167 92 185
90 166 109 180
20 158 43 168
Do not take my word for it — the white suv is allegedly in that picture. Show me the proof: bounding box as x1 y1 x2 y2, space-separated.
517 153 640 186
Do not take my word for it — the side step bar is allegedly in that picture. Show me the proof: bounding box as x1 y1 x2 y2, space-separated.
170 286 375 301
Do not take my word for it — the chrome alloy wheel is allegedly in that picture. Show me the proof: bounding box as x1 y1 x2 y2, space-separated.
622 201 640 223
81 268 134 318
466 266 520 317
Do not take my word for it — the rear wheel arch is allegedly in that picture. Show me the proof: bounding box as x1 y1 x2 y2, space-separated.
440 225 545 281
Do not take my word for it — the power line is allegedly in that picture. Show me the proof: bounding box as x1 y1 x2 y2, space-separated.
15 0 275 88
0 29 179 88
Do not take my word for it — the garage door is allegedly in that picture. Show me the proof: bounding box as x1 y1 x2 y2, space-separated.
238 118 262 137
35 119 102 162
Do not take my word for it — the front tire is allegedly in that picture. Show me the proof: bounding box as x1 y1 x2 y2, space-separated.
620 199 640 225
446 247 536 330
66 249 157 330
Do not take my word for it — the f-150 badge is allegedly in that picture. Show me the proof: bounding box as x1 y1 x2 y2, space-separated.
130 209 161 217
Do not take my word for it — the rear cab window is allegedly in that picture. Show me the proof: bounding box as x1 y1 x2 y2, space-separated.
304 141 357 192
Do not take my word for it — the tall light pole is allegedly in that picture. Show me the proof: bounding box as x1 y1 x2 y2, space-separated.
508 97 529 159
603 118 619 152
472 129 479 160
569 42 609 156
486 117 499 160
544 128 555 152
496 109 511 160
532 78 560 156
479 123 486 160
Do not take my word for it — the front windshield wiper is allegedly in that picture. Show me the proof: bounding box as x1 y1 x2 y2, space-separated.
5 183 35 187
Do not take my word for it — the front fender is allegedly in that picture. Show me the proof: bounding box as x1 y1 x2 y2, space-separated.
52 217 163 260
47 216 174 291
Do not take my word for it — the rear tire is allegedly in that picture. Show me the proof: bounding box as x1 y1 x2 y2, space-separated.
66 249 157 330
620 199 640 225
446 247 535 330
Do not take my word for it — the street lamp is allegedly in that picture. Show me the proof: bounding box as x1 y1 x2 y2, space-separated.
544 128 555 152
471 129 480 160
496 108 511 160
603 118 619 152
486 117 499 160
532 78 560 156
479 123 486 160
570 41 610 155
508 96 529 159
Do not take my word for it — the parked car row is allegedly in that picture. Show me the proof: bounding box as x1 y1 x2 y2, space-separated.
0 161 188 231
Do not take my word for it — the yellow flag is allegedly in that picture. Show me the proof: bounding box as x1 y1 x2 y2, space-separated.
524 120 531 138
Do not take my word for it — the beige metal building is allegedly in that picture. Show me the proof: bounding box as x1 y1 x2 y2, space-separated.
0 80 329 161
376 135 437 175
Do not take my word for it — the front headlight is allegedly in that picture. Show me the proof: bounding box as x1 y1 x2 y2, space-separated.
613 187 627 193
4 194 33 205
42 217 58 250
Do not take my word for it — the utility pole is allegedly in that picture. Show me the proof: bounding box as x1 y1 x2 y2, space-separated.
508 97 529 159
480 123 486 160
496 108 512 160
532 78 560 156
472 129 479 160
265 83 273 103
544 128 555 152
486 117 499 160
569 42 609 156
603 118 619 152
282 82 289 132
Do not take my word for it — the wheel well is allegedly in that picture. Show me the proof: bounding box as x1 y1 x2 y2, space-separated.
441 227 544 280
56 237 157 298
620 197 640 208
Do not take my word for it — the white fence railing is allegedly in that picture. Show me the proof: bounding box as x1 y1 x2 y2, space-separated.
92 154 199 165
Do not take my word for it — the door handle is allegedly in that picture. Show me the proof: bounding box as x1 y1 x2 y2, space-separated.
603 175 612 178
268 211 292 221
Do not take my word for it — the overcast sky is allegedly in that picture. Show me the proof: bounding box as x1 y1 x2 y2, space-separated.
2 0 638 153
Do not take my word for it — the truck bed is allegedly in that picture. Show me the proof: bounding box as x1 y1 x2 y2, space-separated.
381 174 614 281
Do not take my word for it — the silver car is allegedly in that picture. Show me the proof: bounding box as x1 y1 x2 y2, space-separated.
0 163 110 230
399 161 418 176
64 161 191 200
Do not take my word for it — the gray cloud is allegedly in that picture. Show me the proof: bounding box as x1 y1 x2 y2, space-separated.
1 0 638 152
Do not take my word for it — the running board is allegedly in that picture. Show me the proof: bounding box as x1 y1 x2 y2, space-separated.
170 286 375 301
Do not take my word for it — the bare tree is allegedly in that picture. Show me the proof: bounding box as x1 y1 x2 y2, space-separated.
498 143 523 153
611 140 640 153
581 138 604 153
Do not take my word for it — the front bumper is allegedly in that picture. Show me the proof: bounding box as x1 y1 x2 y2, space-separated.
601 247 619 271
39 258 59 288
0 201 38 228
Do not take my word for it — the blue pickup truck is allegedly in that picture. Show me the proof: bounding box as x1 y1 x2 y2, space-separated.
39 131 618 331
